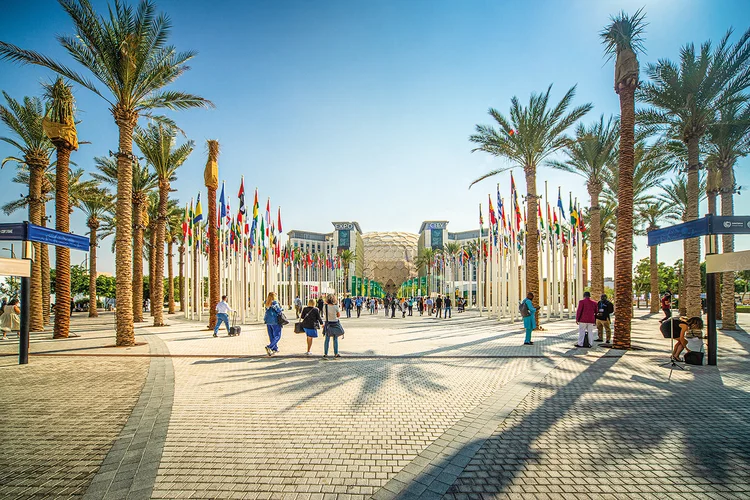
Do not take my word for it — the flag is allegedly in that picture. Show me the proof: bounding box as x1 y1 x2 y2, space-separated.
538 203 544 230
554 211 560 237
488 195 497 226
237 178 246 226
219 182 226 226
557 187 565 221
188 199 194 247
182 203 189 238
193 193 203 224
277 207 283 233
547 203 553 235
498 197 507 232
225 189 231 225
569 193 577 227
578 203 586 233
252 188 259 220
265 198 271 238
479 203 484 227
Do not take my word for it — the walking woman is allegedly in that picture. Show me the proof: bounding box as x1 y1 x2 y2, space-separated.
322 294 344 359
0 298 21 340
300 299 323 355
263 292 284 356
521 292 536 345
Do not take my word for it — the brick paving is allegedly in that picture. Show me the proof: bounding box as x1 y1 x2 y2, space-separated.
0 309 748 499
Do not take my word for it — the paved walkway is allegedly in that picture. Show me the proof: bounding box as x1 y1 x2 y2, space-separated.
1 309 749 499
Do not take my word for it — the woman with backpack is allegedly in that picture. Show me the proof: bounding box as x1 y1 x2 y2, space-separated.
264 292 285 356
520 292 536 345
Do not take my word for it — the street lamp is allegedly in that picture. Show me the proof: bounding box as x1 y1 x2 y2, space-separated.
2 246 16 259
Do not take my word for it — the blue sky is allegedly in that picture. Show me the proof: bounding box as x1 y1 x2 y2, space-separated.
1 0 749 276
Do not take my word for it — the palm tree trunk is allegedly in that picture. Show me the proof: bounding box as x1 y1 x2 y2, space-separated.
649 240 659 313
684 136 702 318
88 222 98 318
114 110 136 346
208 185 218 329
524 166 541 327
153 181 168 326
720 161 736 329
27 161 45 332
178 244 185 312
132 201 144 323
149 228 156 318
679 260 687 316
41 206 51 327
53 144 72 338
613 85 635 349
589 189 603 298
167 239 175 315
582 241 589 292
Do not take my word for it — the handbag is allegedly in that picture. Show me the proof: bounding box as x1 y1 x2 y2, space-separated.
324 305 345 337
277 309 290 326
294 322 304 334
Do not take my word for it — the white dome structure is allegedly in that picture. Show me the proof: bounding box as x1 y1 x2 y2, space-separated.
362 232 419 293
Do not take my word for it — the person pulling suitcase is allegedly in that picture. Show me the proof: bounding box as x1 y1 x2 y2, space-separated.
213 295 234 337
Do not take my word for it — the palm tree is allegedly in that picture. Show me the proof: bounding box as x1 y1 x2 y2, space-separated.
470 85 592 325
1 0 213 346
707 102 750 329
166 209 184 315
660 175 707 315
340 249 354 293
93 156 158 323
134 123 193 326
601 8 647 349
204 140 219 330
549 115 618 298
443 241 461 296
80 188 113 318
0 92 54 332
415 247 438 296
43 77 78 338
640 203 678 313
638 28 750 319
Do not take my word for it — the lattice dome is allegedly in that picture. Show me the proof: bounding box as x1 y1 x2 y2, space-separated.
362 232 419 291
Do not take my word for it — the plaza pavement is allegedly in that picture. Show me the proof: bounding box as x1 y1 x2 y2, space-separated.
1 308 749 499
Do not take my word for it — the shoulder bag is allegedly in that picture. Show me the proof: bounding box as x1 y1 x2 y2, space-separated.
324 305 345 337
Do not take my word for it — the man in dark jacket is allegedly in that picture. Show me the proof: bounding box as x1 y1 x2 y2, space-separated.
343 296 353 318
595 294 614 343
435 295 443 318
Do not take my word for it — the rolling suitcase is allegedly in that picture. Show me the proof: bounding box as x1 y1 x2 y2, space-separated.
228 312 241 336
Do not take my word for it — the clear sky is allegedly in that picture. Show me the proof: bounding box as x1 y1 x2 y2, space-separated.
1 0 749 276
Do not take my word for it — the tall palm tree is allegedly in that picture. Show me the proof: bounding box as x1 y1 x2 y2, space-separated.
166 208 184 315
415 247 438 296
204 140 219 330
134 123 193 326
93 156 158 323
340 249 354 294
43 77 78 338
470 85 592 325
638 28 750 318
1 0 213 346
443 241 461 294
601 8 646 349
660 174 707 315
548 115 618 298
80 188 113 318
707 102 750 329
640 203 678 313
0 92 54 332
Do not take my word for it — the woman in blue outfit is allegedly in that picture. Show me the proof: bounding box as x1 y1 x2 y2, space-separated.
521 292 536 345
300 299 323 355
264 292 284 356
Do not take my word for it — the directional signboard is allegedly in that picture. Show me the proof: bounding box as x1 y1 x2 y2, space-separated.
648 215 750 246
0 222 89 252
706 249 750 274
0 257 31 277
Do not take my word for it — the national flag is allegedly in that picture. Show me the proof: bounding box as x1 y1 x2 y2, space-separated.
557 187 565 221
578 203 586 233
237 178 246 226
498 197 507 232
265 198 271 238
569 193 577 227
182 203 189 238
188 199 194 247
554 211 560 236
488 195 497 226
252 188 259 220
219 182 226 227
193 193 203 224
479 203 483 227
277 207 283 233
538 203 544 230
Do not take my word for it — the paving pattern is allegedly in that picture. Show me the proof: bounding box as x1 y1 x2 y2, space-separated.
1 309 749 499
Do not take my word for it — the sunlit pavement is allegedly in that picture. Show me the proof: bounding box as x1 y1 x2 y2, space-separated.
1 310 748 499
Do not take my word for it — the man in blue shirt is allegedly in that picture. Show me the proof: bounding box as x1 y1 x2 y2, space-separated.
355 297 363 318
343 296 353 318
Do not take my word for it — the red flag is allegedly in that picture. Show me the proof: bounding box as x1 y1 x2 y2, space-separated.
277 207 283 233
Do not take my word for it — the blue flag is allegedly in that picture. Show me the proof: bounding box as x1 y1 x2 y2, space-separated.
557 187 565 221
219 182 226 224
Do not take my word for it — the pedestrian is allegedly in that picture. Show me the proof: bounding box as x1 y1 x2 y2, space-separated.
407 298 413 316
390 298 396 318
659 290 672 323
443 295 452 318
343 295 353 318
355 296 363 318
426 296 433 316
294 296 303 318
322 294 343 359
369 297 376 314
70 299 75 317
263 292 284 356
317 296 325 313
417 297 424 316
595 294 614 343
435 295 443 318
383 297 390 316
1 298 21 340
213 295 234 337
401 298 407 318
575 291 598 348
520 292 536 345
672 316 704 363
300 299 323 355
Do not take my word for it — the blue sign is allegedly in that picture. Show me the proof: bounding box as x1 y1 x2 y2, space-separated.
0 222 89 252
648 218 709 246
711 216 750 234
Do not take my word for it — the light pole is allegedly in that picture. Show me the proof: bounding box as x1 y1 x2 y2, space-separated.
2 245 16 259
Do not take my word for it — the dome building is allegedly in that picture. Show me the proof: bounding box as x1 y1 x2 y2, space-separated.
361 232 419 294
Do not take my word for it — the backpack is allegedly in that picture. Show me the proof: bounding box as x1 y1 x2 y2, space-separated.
519 299 531 318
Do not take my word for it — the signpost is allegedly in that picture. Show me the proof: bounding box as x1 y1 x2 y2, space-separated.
648 214 750 366
0 222 89 365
